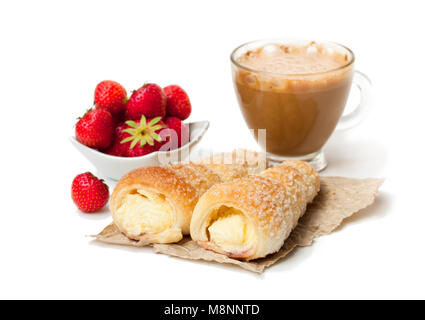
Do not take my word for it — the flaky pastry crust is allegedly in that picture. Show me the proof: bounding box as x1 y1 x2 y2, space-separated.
190 160 319 260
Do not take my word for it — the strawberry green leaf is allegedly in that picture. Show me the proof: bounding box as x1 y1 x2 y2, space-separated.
140 115 147 128
149 117 162 126
139 136 147 147
146 135 154 146
151 124 165 131
125 120 139 129
151 132 161 142
120 137 134 144
130 139 139 149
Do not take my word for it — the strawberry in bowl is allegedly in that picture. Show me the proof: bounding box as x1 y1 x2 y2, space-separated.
94 80 127 116
125 83 166 120
160 116 190 150
164 85 192 120
104 122 128 157
75 108 115 150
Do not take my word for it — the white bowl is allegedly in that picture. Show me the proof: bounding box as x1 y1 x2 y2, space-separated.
70 120 209 180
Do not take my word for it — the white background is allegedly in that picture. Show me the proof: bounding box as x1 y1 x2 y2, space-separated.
0 0 424 299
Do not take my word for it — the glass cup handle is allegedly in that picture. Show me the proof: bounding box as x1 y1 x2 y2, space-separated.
336 70 372 130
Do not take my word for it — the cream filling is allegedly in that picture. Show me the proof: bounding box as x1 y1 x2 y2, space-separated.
207 208 255 253
114 190 173 237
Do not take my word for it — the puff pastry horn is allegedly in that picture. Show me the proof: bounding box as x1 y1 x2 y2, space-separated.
110 162 259 245
190 160 320 260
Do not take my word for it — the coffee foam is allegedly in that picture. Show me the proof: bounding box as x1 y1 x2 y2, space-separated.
237 42 349 75
234 42 353 92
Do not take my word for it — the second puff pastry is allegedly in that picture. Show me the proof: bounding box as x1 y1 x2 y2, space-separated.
190 160 320 260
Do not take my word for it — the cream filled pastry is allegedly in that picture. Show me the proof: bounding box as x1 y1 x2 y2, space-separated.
110 162 260 245
190 160 320 260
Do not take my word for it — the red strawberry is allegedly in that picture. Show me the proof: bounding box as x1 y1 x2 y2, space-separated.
160 116 189 150
163 85 192 120
126 141 159 157
94 80 127 116
125 83 166 120
75 108 114 150
104 122 127 157
71 172 109 213
121 116 166 157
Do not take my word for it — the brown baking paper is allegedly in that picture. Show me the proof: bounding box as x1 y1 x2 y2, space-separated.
95 176 384 273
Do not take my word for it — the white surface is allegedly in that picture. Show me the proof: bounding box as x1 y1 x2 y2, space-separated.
0 0 423 300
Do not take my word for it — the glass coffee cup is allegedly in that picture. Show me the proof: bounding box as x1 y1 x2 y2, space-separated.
231 39 371 171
